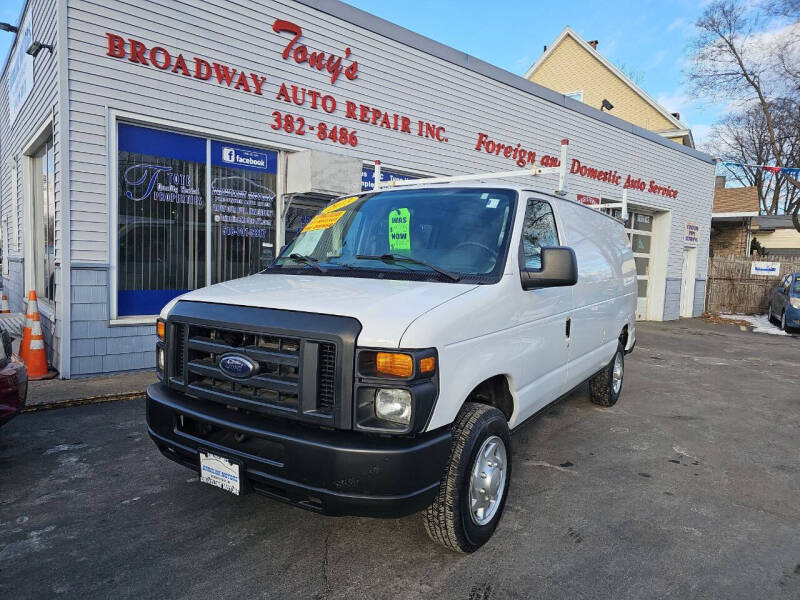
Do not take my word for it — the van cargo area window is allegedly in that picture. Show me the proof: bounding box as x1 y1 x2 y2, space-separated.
116 124 277 317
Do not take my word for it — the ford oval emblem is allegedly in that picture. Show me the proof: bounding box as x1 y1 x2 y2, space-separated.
219 354 258 379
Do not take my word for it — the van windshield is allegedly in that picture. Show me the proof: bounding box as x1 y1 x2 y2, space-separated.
271 188 517 282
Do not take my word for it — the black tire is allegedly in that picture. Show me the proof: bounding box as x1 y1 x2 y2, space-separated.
423 402 511 553
589 342 624 407
768 304 774 324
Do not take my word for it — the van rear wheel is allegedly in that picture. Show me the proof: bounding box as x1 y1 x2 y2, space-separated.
423 402 511 553
589 342 624 407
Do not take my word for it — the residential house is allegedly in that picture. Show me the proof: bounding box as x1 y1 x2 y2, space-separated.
525 27 694 147
751 216 800 257
710 176 759 257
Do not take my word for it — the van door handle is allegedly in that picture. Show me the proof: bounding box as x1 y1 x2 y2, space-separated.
566 317 571 338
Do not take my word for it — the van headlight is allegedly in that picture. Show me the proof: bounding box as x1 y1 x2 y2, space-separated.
375 389 412 424
790 298 800 309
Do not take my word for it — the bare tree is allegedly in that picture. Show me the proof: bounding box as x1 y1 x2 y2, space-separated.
688 0 800 230
708 100 800 214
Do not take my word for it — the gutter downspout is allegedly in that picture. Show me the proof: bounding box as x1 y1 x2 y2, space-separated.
56 0 71 378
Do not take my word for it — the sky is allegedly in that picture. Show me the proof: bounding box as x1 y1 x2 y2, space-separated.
0 0 724 146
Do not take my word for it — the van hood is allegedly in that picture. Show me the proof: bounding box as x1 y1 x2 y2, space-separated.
169 273 478 347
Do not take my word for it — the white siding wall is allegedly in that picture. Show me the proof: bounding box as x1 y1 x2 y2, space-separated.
0 0 61 367
60 0 715 374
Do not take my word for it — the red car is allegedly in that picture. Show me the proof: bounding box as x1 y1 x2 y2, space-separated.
0 333 28 427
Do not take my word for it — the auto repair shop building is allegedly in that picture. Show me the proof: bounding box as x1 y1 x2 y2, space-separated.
0 0 716 378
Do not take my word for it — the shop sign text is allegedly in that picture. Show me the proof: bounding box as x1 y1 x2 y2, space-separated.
105 33 268 96
272 19 358 85
750 261 780 276
474 132 682 199
8 11 34 125
683 222 700 246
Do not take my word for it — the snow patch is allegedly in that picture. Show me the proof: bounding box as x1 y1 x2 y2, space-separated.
719 314 789 336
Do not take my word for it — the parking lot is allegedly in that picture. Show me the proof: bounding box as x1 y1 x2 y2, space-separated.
1 319 798 600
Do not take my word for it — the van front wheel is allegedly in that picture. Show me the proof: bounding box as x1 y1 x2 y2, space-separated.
423 403 511 553
589 342 624 407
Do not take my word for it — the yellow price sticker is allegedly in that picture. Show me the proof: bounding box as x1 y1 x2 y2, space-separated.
303 210 345 232
322 196 358 214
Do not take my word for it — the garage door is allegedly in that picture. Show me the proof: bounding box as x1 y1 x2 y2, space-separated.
607 207 653 320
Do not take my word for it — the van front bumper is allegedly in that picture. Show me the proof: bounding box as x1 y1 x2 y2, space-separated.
146 383 452 517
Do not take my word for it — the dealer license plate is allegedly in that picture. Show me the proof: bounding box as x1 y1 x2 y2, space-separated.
199 451 241 495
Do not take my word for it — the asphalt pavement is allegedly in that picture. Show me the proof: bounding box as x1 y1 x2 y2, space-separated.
1 320 798 600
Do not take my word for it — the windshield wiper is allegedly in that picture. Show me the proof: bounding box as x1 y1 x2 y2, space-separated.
286 253 327 273
355 253 461 282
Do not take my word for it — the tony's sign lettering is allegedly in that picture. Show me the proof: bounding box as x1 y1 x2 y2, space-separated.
272 19 358 85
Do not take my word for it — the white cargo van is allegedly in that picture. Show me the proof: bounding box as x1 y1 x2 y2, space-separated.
148 180 636 552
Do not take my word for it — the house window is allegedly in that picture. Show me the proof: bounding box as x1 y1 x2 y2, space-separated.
31 137 55 303
116 124 278 317
565 90 583 102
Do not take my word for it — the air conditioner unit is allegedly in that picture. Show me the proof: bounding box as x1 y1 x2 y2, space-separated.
286 150 363 198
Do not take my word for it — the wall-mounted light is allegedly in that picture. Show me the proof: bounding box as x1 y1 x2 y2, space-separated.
0 22 18 33
26 41 54 57
601 99 614 112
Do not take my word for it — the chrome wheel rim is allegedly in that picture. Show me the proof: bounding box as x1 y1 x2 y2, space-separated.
469 435 507 526
612 352 623 395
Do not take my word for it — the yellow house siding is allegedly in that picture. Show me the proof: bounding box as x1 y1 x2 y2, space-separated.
752 228 800 249
529 36 676 133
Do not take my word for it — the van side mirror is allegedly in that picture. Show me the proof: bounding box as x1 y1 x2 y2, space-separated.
520 247 578 290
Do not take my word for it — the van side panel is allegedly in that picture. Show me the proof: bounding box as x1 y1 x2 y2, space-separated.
556 200 636 384
400 276 570 431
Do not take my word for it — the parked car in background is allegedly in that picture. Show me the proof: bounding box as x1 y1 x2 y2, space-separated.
0 332 29 428
768 272 800 332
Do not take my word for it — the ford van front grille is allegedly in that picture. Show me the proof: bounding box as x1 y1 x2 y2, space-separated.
164 302 361 429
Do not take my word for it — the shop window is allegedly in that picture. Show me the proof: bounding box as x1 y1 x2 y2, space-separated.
31 137 55 303
521 199 559 270
117 124 207 317
210 141 277 284
116 124 278 317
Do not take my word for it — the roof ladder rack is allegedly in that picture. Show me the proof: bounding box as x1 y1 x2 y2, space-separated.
598 189 629 221
374 139 571 196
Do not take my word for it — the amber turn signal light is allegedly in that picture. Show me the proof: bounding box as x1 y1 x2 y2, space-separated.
157 320 165 340
419 356 436 374
376 352 413 378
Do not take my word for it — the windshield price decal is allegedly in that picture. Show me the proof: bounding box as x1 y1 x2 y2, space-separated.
323 196 358 213
303 210 346 232
388 208 411 251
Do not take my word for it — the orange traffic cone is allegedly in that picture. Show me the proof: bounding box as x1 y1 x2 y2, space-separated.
19 292 35 364
19 291 52 379
0 292 9 313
